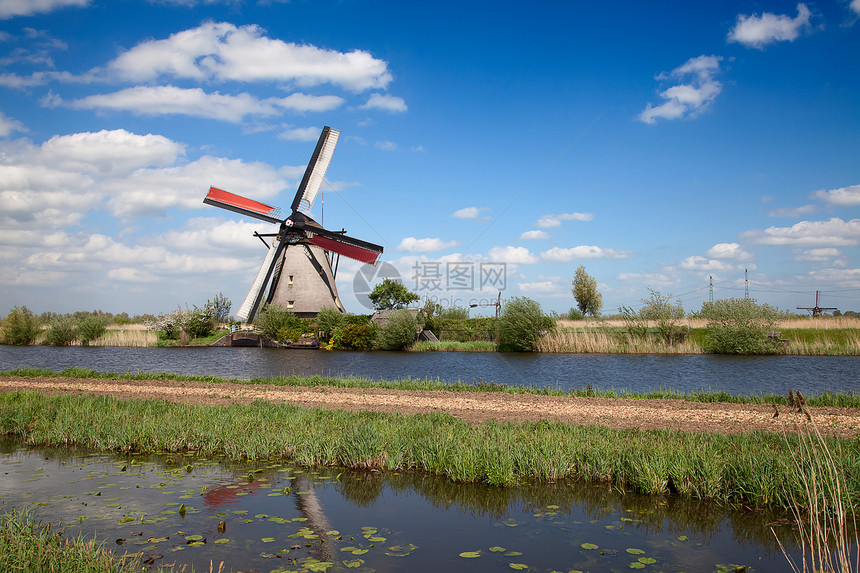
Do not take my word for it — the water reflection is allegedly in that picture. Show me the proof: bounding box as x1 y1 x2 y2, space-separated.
0 438 807 572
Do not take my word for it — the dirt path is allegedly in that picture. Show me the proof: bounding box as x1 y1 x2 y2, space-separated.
2 376 859 438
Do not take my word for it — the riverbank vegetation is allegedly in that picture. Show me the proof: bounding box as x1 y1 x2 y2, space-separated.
0 509 147 573
1 388 858 512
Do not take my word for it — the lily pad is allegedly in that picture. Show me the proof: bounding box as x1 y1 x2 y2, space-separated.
581 543 599 550
385 543 418 557
343 559 364 568
214 538 229 544
459 551 482 558
629 563 645 569
489 546 506 553
626 548 646 555
638 557 657 564
510 564 528 570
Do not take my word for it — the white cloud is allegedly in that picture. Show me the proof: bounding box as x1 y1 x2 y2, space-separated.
0 110 24 137
518 280 559 293
852 0 860 16
741 218 860 247
639 55 722 124
39 129 185 174
679 256 751 272
768 204 816 217
795 248 843 262
359 93 407 112
728 3 812 49
374 140 397 151
535 212 593 228
813 184 860 206
396 237 460 253
487 246 538 264
0 0 89 19
519 230 550 240
60 86 343 123
106 22 392 91
452 206 489 219
705 242 755 262
540 246 630 262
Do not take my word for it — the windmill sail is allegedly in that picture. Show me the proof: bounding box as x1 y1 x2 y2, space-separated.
291 127 340 216
307 230 382 265
236 239 284 321
204 187 281 224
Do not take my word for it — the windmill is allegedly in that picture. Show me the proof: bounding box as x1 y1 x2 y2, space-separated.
204 126 383 322
797 290 837 317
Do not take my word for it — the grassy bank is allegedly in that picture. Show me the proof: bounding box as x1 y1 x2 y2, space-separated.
1 389 859 510
0 510 146 573
7 367 860 407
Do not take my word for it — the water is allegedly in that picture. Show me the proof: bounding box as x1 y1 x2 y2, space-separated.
0 438 801 572
1 345 858 395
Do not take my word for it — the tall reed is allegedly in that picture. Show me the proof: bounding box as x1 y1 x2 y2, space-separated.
535 327 704 354
775 408 860 572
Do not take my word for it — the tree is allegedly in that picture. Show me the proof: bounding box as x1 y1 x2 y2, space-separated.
498 297 555 352
368 278 419 310
316 306 346 340
373 309 418 350
619 288 686 344
208 292 232 323
0 306 40 345
571 266 602 317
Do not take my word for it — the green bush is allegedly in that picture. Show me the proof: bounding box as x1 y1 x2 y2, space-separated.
77 316 108 346
373 309 418 350
316 306 346 340
44 318 77 346
433 317 498 342
183 306 216 339
701 298 783 355
498 297 555 352
566 308 585 320
331 323 376 349
256 305 309 342
1 306 40 345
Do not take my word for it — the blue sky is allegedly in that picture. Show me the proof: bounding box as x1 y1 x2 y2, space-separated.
1 0 858 318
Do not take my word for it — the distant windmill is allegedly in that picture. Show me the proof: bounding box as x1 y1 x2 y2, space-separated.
797 290 837 317
204 126 383 322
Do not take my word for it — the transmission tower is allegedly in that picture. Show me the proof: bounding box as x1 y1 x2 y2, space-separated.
709 275 714 303
744 269 749 299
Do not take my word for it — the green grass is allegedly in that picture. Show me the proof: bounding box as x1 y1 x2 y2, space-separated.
412 340 496 352
6 367 860 407
0 509 146 573
1 390 859 510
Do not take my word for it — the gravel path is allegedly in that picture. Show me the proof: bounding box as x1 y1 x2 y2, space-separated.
2 376 858 438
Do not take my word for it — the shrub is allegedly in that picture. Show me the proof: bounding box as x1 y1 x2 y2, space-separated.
701 298 783 354
77 316 108 346
331 323 376 350
316 306 346 340
255 305 309 342
44 318 77 346
498 297 555 352
183 306 216 339
1 306 40 345
373 309 418 350
566 308 585 320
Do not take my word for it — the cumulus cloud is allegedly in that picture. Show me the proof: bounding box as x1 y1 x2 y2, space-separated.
814 184 860 206
487 246 538 264
39 129 184 174
359 93 407 112
106 22 392 91
396 237 460 253
452 206 489 219
728 3 812 49
679 256 752 272
517 280 559 293
519 230 550 240
705 242 755 262
852 0 860 16
57 86 343 123
0 0 89 19
540 246 630 262
741 218 860 247
639 55 722 125
535 212 593 228
795 248 844 263
0 110 25 136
